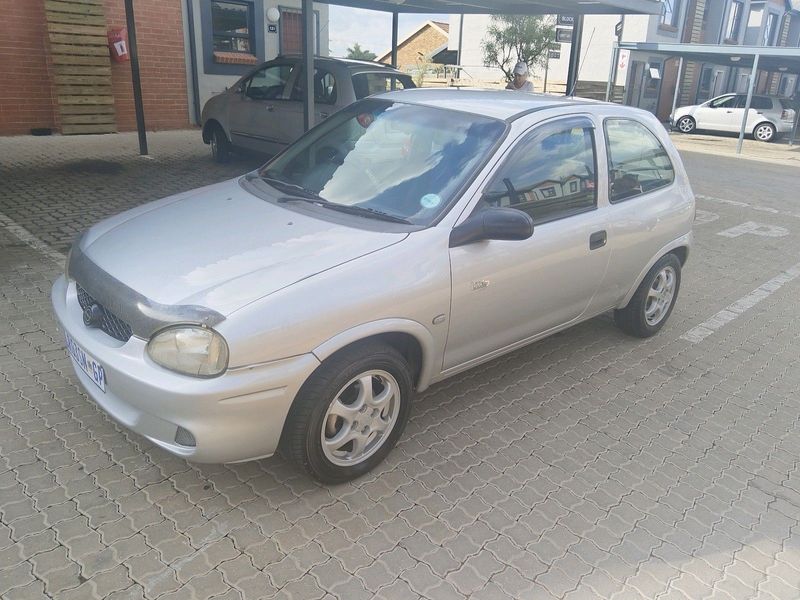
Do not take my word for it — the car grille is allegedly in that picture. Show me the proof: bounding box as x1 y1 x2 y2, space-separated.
76 284 133 342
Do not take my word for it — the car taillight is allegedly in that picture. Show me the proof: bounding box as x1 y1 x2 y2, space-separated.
781 109 789 119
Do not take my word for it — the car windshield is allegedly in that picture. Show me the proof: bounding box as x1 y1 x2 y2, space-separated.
258 99 506 227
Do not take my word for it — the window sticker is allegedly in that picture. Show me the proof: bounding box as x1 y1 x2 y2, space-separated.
420 193 442 209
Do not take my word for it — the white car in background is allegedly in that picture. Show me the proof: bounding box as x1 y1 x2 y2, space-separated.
670 93 796 142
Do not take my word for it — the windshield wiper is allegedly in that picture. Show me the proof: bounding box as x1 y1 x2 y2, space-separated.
278 196 411 224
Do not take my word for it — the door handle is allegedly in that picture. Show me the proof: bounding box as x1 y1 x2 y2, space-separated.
265 105 275 112
589 230 607 250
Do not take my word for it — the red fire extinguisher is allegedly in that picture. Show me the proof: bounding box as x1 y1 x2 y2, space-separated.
108 27 130 62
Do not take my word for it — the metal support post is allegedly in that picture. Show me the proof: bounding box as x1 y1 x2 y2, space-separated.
390 11 398 90
670 56 684 120
565 14 584 96
736 53 759 155
301 0 314 132
124 0 148 155
605 42 618 102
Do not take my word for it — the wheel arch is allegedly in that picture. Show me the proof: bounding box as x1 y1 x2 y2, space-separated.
619 234 691 308
202 119 227 144
312 319 437 393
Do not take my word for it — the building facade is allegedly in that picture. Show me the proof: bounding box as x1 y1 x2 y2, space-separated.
0 0 329 136
448 0 800 121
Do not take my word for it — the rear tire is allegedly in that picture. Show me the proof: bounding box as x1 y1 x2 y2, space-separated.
280 342 414 483
676 116 696 134
753 122 776 143
614 254 681 338
210 124 231 163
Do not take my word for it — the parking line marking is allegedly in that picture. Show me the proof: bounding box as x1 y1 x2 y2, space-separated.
696 194 800 220
0 210 65 264
681 262 800 344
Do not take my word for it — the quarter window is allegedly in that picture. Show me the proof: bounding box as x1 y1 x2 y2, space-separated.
211 1 253 53
750 96 772 110
604 119 674 203
483 119 597 224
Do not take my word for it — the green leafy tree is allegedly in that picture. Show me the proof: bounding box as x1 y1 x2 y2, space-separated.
346 42 377 61
481 15 556 83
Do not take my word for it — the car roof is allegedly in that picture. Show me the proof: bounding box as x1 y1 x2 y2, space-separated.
375 87 603 121
275 55 404 73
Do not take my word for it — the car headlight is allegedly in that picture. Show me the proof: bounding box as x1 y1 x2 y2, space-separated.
147 326 229 377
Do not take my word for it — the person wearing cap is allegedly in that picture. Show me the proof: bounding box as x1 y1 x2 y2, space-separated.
506 61 534 92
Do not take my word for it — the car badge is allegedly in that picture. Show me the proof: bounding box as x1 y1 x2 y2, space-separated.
83 304 104 328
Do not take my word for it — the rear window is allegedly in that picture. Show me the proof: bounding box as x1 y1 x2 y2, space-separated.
604 119 675 203
352 73 415 99
751 96 772 110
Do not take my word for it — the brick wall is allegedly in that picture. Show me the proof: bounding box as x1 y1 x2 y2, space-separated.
0 0 189 136
0 2 57 135
379 25 447 72
104 0 190 131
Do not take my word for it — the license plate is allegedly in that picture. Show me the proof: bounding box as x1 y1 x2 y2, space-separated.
65 332 106 392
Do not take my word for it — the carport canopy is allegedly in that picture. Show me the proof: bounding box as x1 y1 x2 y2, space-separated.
616 42 800 152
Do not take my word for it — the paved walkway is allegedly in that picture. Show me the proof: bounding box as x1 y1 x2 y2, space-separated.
1 131 799 600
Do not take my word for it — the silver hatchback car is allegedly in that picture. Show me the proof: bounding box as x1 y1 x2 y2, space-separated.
53 89 694 482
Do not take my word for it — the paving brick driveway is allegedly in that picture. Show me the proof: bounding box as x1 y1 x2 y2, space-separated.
1 131 799 600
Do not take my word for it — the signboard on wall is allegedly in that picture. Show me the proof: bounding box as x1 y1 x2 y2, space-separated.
617 49 630 70
557 15 575 26
556 28 573 43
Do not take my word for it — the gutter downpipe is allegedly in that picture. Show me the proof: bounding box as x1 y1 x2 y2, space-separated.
736 53 759 155
185 0 201 125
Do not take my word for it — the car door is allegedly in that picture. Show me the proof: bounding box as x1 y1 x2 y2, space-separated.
277 65 341 145
599 117 684 304
444 116 611 371
228 61 298 154
697 94 739 131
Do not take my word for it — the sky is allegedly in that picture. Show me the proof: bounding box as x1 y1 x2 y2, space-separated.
327 6 449 58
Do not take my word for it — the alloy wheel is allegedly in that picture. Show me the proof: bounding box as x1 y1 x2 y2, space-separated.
645 266 676 326
321 370 401 466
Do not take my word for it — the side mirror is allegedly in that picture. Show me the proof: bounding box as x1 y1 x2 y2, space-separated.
449 207 534 248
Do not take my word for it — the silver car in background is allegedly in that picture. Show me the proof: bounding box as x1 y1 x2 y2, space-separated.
670 93 796 142
201 56 415 161
53 89 694 483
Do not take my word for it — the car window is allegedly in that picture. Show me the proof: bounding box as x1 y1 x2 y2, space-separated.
246 64 294 101
482 118 597 224
709 95 737 108
604 119 675 203
290 68 338 104
258 99 506 227
751 96 772 110
352 73 415 99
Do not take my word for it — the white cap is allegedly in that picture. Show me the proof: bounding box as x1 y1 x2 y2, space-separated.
513 61 528 75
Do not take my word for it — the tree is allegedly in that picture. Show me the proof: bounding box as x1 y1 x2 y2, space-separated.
481 15 556 83
346 43 377 61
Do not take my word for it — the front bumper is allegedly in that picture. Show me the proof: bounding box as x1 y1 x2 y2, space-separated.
51 276 320 463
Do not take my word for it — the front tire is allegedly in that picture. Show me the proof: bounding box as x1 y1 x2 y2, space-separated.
676 116 696 134
614 254 682 338
210 125 231 163
280 342 414 483
753 122 776 142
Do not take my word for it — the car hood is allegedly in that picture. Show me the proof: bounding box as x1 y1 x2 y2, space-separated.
80 178 408 315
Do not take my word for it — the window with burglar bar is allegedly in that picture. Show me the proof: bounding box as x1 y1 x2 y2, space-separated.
211 0 253 53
